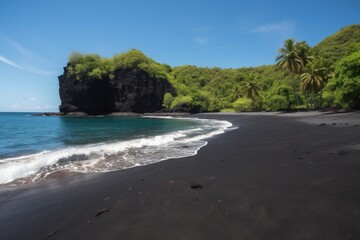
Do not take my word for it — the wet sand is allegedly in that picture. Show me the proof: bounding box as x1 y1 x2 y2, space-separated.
0 112 359 240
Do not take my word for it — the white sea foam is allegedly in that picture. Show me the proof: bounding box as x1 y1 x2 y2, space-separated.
0 117 232 185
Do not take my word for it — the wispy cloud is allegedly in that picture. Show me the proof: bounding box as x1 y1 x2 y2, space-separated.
6 102 58 111
26 68 55 77
0 53 55 76
250 21 295 34
10 39 34 58
9 103 19 109
0 55 25 70
194 37 208 46
0 54 55 76
0 38 56 76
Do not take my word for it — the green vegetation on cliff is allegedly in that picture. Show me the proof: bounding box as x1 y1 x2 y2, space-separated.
65 25 360 112
323 43 360 108
66 49 170 81
163 25 360 112
166 64 292 112
311 25 360 64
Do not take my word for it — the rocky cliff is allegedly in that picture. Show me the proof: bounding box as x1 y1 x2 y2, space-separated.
59 66 175 114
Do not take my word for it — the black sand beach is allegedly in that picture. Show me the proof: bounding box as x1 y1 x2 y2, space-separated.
0 112 360 240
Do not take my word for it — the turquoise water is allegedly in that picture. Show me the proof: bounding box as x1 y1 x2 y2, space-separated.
0 113 200 158
0 113 232 185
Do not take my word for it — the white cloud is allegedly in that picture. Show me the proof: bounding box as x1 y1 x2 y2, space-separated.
29 97 38 101
0 53 55 76
26 68 55 77
250 21 295 34
5 102 58 112
29 104 58 111
0 55 25 70
194 37 208 46
10 39 34 58
0 38 56 77
9 103 19 109
43 105 57 109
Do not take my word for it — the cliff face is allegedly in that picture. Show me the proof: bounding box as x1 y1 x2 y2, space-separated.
59 67 175 114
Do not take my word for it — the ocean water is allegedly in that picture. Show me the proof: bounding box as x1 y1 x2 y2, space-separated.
0 113 232 185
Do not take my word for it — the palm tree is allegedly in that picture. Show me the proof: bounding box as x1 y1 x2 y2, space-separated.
213 90 222 110
300 63 322 109
230 85 242 101
316 60 334 108
241 72 261 110
276 39 304 107
296 41 313 68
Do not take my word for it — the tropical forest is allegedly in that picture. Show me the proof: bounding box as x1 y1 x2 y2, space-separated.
66 24 360 113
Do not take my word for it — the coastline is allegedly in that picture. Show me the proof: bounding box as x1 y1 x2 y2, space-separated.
1 112 360 239
32 111 192 117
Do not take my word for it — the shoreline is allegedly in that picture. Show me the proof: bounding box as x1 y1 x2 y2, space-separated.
31 109 360 120
1 112 360 239
31 111 193 117
0 115 229 186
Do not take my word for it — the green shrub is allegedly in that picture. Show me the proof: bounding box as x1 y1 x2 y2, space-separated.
233 98 252 112
325 43 360 108
221 108 236 112
163 93 174 109
170 95 193 109
66 49 169 81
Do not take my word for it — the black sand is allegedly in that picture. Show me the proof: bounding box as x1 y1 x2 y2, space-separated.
0 112 360 240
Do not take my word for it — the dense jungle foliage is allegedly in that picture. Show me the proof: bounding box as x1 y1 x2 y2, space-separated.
66 25 360 112
66 49 171 81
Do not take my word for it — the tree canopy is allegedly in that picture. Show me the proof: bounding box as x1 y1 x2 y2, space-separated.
323 43 360 108
311 24 360 64
66 49 170 81
65 25 360 112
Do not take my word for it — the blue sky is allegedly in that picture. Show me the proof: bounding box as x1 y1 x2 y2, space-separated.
0 0 359 112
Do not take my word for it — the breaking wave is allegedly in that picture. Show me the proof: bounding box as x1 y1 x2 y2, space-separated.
0 117 232 185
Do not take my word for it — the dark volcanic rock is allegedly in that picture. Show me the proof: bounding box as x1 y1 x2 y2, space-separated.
112 68 175 113
59 67 175 114
32 112 65 116
190 181 203 189
65 111 88 117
